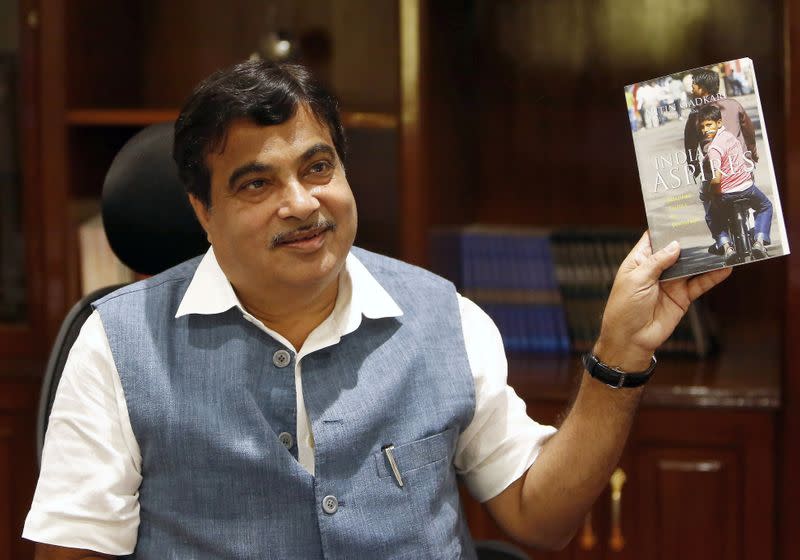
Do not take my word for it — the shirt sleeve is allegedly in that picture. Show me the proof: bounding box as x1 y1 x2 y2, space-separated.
22 310 142 555
453 295 557 502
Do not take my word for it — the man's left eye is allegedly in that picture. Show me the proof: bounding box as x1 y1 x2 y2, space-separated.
309 161 332 174
243 180 266 190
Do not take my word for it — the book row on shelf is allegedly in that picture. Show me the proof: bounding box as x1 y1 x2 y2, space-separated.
430 226 716 358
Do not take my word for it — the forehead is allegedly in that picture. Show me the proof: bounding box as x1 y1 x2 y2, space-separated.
206 106 334 177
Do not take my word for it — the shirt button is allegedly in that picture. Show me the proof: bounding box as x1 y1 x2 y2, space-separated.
322 495 339 515
278 432 294 449
273 349 291 368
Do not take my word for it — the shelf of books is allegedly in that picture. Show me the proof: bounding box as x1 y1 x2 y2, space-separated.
431 226 714 357
430 225 781 409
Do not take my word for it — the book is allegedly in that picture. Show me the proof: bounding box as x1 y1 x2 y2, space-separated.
625 57 789 280
430 226 716 357
430 226 570 354
78 212 135 296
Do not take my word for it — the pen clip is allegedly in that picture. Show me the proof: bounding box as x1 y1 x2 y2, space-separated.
382 444 404 487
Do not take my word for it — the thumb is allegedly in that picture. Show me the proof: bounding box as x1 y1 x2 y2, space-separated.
638 240 680 279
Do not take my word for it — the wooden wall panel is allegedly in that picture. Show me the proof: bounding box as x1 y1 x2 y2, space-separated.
472 0 784 229
137 0 397 110
0 425 12 559
780 1 800 559
0 379 38 560
65 1 142 108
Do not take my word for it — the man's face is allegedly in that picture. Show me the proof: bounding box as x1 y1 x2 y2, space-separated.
699 118 722 140
692 82 708 97
189 106 357 297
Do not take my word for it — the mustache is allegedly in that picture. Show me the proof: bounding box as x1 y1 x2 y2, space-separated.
270 218 337 248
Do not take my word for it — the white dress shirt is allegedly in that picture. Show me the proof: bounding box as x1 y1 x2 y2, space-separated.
24 248 556 554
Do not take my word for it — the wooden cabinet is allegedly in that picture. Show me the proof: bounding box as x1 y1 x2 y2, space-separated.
0 373 39 560
463 387 775 560
627 408 773 560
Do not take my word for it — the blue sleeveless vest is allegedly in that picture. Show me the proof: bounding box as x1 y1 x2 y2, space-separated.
93 248 478 559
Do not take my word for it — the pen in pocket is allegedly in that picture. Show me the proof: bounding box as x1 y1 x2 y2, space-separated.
381 444 404 487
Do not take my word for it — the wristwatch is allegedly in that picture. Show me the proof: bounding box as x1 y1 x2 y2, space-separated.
582 352 657 389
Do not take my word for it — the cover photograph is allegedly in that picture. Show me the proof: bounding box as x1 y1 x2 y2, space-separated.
625 57 789 280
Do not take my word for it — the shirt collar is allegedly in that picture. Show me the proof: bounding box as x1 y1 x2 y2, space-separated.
174 246 241 317
175 247 403 330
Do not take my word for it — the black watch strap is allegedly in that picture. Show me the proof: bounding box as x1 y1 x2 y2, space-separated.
582 352 657 389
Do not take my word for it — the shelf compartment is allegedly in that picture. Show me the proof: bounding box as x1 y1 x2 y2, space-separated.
67 108 398 130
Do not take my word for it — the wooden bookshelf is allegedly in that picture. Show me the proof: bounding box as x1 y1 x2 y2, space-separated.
5 0 800 558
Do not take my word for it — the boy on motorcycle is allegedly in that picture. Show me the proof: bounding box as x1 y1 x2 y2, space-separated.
697 104 773 264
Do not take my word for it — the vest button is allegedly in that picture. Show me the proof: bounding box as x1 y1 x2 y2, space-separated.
272 349 292 368
278 431 294 449
322 495 339 514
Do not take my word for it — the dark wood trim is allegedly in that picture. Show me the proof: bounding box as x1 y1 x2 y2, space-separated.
398 0 428 266
37 0 70 346
340 111 399 130
65 108 399 130
780 1 800 558
0 0 44 359
66 108 178 126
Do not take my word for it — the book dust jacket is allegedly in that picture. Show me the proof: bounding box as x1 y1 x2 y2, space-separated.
625 58 789 280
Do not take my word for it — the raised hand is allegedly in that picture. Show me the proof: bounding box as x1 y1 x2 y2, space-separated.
594 231 732 370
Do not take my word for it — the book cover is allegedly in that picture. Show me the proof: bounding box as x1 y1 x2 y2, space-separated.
625 57 789 280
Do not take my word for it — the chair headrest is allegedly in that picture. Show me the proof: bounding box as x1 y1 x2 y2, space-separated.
102 122 209 275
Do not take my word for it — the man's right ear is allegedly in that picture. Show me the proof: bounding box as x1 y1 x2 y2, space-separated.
187 194 212 244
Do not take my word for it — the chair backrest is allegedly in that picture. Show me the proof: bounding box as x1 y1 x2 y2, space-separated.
475 540 531 560
36 122 209 466
102 121 209 275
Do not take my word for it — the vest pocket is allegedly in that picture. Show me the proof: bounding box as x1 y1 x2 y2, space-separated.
374 427 455 478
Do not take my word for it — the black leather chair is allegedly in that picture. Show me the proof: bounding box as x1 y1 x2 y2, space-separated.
36 122 530 560
474 541 530 560
36 121 209 464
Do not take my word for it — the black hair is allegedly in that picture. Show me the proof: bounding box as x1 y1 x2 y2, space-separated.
692 68 720 95
173 60 346 208
697 103 722 124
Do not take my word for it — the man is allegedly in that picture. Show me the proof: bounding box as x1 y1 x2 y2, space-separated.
668 76 686 119
683 67 759 255
636 81 661 129
25 61 730 559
